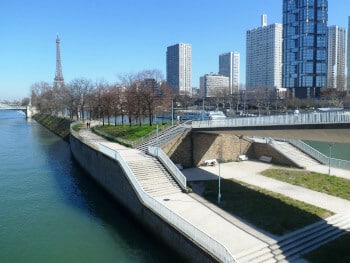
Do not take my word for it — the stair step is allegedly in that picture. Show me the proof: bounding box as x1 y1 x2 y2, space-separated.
237 247 272 263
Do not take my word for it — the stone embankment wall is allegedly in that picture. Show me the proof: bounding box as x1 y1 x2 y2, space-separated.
164 130 299 168
33 114 72 140
70 133 217 263
163 131 253 167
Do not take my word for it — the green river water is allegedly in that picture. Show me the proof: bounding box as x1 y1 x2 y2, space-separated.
0 110 181 263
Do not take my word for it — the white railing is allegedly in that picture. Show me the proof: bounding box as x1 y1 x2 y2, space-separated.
192 111 350 129
147 146 187 190
97 143 236 263
288 139 350 171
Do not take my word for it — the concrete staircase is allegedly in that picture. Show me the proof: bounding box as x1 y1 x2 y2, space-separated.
236 213 350 263
137 124 190 153
271 140 320 168
127 155 182 197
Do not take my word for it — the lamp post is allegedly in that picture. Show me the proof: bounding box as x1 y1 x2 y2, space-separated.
328 143 333 176
171 99 174 127
218 158 221 205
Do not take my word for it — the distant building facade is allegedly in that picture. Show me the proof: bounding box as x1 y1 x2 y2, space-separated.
246 14 282 91
327 26 347 90
283 0 328 98
219 52 240 93
200 74 229 98
166 43 192 96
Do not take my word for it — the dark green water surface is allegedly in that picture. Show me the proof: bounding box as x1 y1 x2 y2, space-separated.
0 110 181 263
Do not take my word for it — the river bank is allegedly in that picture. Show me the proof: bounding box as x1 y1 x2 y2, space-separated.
32 114 72 140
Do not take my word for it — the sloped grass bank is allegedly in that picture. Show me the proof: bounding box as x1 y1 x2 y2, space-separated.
261 169 350 200
33 114 72 140
189 179 332 236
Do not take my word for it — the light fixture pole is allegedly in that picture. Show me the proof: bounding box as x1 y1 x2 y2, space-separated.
218 159 221 205
328 143 333 176
171 99 174 127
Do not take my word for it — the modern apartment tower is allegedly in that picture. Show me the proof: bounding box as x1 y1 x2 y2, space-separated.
246 14 282 91
283 0 328 98
54 35 64 87
200 74 229 98
166 43 192 96
327 26 347 90
219 52 240 93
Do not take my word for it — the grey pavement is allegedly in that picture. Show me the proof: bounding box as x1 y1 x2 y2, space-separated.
77 126 277 258
77 125 350 261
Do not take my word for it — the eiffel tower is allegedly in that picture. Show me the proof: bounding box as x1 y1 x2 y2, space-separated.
54 34 64 87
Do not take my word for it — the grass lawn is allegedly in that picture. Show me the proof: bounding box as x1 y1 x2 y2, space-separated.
95 124 163 141
189 179 332 236
303 233 350 262
261 169 350 200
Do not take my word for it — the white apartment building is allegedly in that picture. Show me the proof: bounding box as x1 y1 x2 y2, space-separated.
166 43 192 96
246 14 282 90
328 26 347 90
219 52 240 93
200 74 229 98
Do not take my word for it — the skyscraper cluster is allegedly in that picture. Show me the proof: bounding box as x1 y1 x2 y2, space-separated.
166 1 347 100
248 0 347 99
166 44 240 98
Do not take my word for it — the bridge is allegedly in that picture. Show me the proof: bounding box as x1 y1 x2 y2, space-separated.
0 101 26 110
192 110 350 144
0 102 37 118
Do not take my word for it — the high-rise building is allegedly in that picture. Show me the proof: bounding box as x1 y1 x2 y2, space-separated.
54 35 64 87
166 43 192 96
246 14 282 91
219 52 240 93
327 26 347 90
200 74 229 98
283 0 328 99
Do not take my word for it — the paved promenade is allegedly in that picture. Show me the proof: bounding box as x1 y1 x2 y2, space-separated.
182 161 350 214
77 125 350 261
77 126 276 258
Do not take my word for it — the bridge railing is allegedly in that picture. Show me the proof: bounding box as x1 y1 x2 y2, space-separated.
192 111 350 128
97 143 236 263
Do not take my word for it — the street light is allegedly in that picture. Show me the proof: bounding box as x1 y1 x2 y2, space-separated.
218 158 221 205
328 143 333 176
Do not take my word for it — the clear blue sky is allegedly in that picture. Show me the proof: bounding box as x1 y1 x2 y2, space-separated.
1 0 349 100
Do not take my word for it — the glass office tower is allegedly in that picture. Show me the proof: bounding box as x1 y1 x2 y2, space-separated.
283 0 328 98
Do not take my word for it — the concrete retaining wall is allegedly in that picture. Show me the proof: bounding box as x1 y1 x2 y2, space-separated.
70 134 217 263
164 131 253 167
252 142 300 167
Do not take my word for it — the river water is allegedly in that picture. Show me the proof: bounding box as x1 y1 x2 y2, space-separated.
0 110 181 263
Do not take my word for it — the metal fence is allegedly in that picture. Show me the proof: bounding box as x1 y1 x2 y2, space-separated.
192 111 350 128
288 139 350 171
98 143 236 263
148 146 187 190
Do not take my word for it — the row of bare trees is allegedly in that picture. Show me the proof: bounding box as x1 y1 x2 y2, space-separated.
30 70 172 126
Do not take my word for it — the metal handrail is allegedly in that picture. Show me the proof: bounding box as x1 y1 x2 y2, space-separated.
97 143 236 263
147 146 187 190
192 110 350 129
288 139 350 171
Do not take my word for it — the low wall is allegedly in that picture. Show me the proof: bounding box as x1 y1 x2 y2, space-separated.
252 142 301 167
164 131 253 167
70 133 217 263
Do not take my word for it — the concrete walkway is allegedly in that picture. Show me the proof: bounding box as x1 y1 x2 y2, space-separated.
182 160 350 214
77 126 277 259
77 125 350 261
